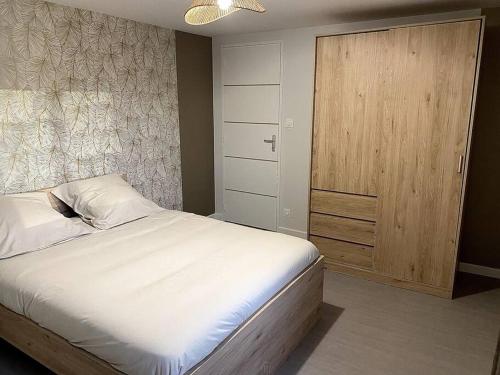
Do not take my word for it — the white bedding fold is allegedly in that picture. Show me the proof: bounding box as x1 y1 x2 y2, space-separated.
0 210 318 375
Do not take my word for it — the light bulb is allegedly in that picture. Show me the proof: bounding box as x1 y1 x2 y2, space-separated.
217 0 233 11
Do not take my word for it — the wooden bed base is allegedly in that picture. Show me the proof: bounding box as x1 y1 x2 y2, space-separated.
0 256 324 375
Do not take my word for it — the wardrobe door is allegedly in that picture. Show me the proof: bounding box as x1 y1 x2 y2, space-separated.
375 21 481 291
311 31 390 196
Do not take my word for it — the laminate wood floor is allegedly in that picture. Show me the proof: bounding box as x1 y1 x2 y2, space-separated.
1 271 499 375
278 271 500 375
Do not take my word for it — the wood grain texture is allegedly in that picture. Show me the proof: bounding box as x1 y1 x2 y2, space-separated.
310 190 377 221
310 213 375 246
0 304 122 375
327 262 452 298
311 31 390 196
0 258 323 375
310 235 373 269
375 21 481 290
189 257 324 375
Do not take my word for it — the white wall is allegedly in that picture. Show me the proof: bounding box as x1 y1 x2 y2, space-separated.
212 9 480 238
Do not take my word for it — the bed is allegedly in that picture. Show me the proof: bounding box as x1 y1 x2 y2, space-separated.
0 209 323 375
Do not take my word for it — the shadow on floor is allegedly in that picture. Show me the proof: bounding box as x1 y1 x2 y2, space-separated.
277 302 344 374
0 339 52 375
454 272 500 299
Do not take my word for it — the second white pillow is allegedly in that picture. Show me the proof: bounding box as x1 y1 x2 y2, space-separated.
52 174 164 230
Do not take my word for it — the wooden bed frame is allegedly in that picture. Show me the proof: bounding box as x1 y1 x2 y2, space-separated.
0 256 324 375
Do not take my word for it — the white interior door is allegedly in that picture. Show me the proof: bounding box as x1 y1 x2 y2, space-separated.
221 43 281 231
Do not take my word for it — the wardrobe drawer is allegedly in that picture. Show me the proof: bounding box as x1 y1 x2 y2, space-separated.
310 235 373 269
310 190 376 221
309 213 375 246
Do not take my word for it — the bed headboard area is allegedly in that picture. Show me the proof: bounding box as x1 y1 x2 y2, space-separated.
0 0 182 210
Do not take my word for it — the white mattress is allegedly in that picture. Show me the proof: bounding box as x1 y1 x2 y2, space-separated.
0 210 319 375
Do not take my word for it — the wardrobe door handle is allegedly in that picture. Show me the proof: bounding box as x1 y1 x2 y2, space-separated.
457 155 464 174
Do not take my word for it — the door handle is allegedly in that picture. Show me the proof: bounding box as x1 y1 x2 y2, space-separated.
264 135 276 152
457 155 464 174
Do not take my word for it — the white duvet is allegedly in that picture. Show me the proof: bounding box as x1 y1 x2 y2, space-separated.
0 210 318 375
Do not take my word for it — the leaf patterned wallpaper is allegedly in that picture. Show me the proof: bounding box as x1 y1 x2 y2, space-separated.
0 0 182 209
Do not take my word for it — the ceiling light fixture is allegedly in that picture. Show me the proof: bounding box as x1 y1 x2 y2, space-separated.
217 0 232 11
185 0 266 25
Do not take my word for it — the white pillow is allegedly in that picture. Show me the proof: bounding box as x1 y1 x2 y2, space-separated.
0 192 95 259
51 174 164 230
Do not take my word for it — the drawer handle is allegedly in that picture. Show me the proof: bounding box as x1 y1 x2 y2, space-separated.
264 135 276 152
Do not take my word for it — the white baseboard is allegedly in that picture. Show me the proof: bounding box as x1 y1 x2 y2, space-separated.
207 217 308 240
459 262 500 279
208 213 224 221
278 227 308 239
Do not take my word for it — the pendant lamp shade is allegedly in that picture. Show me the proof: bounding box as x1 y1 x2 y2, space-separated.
185 0 266 25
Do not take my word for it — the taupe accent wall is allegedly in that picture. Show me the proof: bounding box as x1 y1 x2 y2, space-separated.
175 31 214 216
0 0 182 209
460 8 500 269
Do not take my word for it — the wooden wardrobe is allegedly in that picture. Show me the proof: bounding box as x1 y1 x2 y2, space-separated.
309 19 483 298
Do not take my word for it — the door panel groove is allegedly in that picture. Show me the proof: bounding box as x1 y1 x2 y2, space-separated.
225 189 277 198
224 156 278 163
223 84 280 87
224 121 279 125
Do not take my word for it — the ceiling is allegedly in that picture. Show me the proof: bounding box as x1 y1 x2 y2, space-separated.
48 0 500 36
